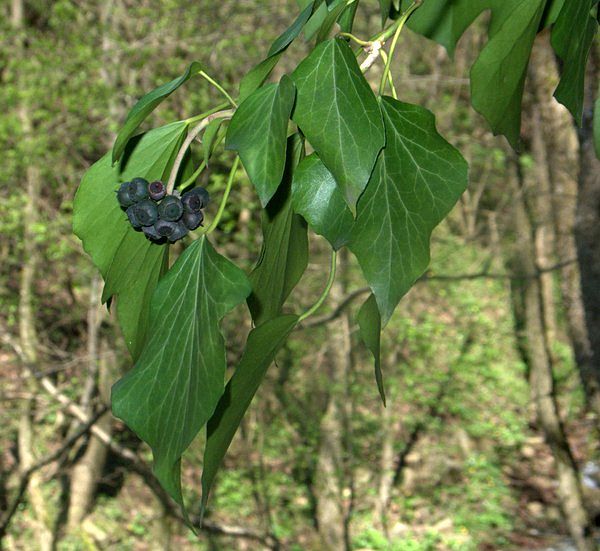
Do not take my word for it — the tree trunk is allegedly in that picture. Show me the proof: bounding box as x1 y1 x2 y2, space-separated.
574 42 600 413
12 1 54 549
507 156 595 551
529 33 600 419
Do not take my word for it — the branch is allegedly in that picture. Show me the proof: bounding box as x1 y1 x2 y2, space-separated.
301 259 578 328
0 406 108 537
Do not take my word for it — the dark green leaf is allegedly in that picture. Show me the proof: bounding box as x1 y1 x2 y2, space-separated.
551 0 598 122
470 0 546 147
291 153 353 250
111 237 251 515
73 122 188 359
227 76 296 206
200 314 299 516
357 294 385 405
349 97 468 324
268 1 315 57
203 117 224 166
315 0 350 43
338 2 359 32
402 0 547 147
112 62 202 163
379 0 392 26
248 135 308 325
303 1 329 40
292 38 385 212
238 54 282 103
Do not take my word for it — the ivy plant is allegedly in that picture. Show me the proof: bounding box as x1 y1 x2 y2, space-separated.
73 0 599 527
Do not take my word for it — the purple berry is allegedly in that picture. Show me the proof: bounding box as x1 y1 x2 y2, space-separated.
148 180 166 201
182 211 204 230
158 195 184 222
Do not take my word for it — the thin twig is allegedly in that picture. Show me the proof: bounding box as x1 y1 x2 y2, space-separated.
166 109 234 194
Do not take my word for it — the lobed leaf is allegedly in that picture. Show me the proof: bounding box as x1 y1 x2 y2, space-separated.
268 1 315 56
200 315 299 517
357 294 385 405
291 153 353 250
73 122 188 359
292 38 385 213
227 76 296 207
349 97 468 324
551 0 598 123
111 237 251 516
248 135 308 325
112 62 202 163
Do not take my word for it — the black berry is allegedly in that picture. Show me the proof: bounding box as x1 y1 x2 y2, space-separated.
154 219 179 238
158 195 184 222
132 200 158 227
126 205 142 229
168 222 189 243
130 177 149 202
148 180 166 201
182 210 204 231
116 182 135 208
182 187 209 213
142 225 165 243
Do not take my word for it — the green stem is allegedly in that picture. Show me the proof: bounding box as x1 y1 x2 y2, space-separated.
298 250 338 322
379 50 398 99
378 1 421 96
199 71 238 108
204 156 240 235
185 102 229 125
177 129 227 192
339 32 369 47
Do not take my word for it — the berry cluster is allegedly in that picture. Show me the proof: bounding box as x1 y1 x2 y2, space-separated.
116 178 209 243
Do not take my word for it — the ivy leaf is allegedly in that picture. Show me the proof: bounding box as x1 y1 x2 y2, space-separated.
248 135 308 325
238 54 283 103
227 76 296 207
268 1 315 56
379 0 392 26
200 315 299 516
291 153 353 250
402 0 546 147
112 62 202 163
349 97 468 324
73 122 188 359
111 237 251 515
315 0 350 43
551 0 598 123
357 294 385 405
470 0 546 147
291 38 385 213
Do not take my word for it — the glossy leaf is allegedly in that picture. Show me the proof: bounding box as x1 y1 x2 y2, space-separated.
315 0 350 43
402 0 546 147
379 0 392 25
349 97 468 324
291 153 353 250
292 38 385 212
470 0 546 147
238 54 282 103
551 0 598 122
112 62 201 163
227 76 296 206
248 135 308 325
73 122 188 359
357 294 385 405
111 237 251 514
200 315 299 516
268 1 315 56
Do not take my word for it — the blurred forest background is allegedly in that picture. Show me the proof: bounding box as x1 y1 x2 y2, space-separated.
1 0 600 549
